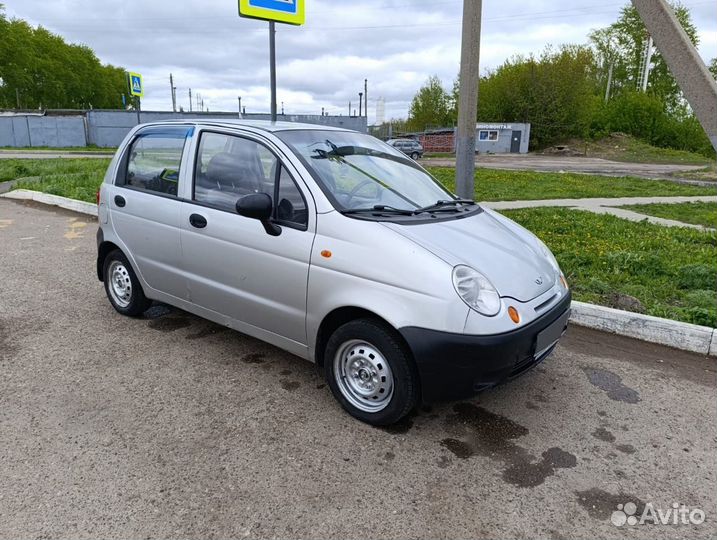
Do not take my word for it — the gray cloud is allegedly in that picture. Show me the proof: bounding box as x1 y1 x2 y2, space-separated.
5 0 716 121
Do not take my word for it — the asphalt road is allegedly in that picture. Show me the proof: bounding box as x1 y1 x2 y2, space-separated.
1 198 715 540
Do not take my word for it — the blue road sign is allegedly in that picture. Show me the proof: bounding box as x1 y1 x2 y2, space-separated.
128 72 144 97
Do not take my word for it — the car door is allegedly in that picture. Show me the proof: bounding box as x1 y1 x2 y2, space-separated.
179 130 314 353
107 126 192 299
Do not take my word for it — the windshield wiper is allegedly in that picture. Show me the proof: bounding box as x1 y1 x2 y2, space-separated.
414 199 477 213
342 205 415 216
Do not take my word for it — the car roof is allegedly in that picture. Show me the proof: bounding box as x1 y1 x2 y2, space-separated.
138 118 355 134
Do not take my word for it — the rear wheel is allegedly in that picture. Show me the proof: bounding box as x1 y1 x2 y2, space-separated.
324 319 419 425
103 250 151 317
410 151 420 160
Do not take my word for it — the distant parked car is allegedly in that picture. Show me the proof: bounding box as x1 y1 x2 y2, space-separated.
387 138 423 160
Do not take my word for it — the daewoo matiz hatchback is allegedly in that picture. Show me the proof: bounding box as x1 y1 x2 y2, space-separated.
97 120 570 425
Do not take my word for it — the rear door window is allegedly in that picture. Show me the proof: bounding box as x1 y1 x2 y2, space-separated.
120 128 191 197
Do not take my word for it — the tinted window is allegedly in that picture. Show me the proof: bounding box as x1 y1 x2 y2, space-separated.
194 131 307 227
122 129 189 196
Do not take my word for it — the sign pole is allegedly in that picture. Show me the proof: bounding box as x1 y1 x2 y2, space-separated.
269 21 277 123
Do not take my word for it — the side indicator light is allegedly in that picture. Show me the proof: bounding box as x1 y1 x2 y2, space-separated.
559 274 568 289
320 250 332 258
508 306 520 324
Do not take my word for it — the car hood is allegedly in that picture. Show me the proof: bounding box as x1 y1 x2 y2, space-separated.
382 209 556 302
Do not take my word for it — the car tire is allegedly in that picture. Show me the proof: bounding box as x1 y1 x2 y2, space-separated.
324 318 419 425
410 152 420 160
103 249 151 317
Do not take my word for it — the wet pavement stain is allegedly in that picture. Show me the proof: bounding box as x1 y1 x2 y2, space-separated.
241 353 266 364
526 401 540 410
383 451 395 461
280 369 292 376
592 427 616 443
442 403 577 487
147 316 192 332
280 380 300 391
583 367 640 403
502 447 577 488
436 455 451 469
576 488 645 520
616 443 636 454
440 438 475 459
185 324 228 340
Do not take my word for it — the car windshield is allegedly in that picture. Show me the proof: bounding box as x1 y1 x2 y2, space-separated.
276 130 453 212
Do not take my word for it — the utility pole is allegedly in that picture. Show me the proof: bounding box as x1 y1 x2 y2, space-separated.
358 92 363 120
169 73 177 112
631 0 717 152
238 96 242 117
188 88 193 112
281 101 285 115
364 78 368 118
349 101 352 116
636 35 654 91
269 21 277 122
604 62 614 102
455 0 482 199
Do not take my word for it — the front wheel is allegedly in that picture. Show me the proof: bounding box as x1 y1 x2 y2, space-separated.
324 319 419 425
410 152 420 160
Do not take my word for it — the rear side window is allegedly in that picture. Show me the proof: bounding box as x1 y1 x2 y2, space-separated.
119 128 191 197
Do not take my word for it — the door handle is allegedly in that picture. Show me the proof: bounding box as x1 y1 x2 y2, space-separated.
189 213 207 228
114 195 126 207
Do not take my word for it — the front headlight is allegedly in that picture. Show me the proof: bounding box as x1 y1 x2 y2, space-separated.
536 237 559 273
535 238 568 289
452 265 501 316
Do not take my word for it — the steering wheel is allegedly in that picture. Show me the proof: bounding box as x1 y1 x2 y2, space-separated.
345 180 378 206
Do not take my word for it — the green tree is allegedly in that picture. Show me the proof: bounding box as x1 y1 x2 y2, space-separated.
709 58 717 80
589 3 699 109
407 75 453 132
476 45 600 148
0 10 126 109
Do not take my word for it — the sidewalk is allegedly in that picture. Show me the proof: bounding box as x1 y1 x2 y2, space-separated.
483 195 717 230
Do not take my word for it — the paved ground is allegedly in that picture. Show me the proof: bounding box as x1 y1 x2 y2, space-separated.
484 195 717 230
1 198 716 540
422 155 712 183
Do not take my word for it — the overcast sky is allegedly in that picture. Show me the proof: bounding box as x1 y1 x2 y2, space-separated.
5 0 716 121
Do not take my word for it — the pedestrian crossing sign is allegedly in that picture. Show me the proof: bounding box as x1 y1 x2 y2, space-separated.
128 72 144 97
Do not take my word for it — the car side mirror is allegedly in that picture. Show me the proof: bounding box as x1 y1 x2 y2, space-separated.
236 193 281 236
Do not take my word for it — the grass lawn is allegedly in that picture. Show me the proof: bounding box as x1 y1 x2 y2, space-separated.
622 202 717 228
428 167 717 201
0 158 111 184
560 134 715 166
501 207 717 327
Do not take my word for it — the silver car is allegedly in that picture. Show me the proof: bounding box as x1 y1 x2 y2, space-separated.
97 120 570 425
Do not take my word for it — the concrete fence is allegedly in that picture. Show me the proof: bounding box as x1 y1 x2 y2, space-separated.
0 110 368 148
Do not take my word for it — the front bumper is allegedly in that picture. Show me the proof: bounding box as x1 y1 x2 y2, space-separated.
399 291 571 403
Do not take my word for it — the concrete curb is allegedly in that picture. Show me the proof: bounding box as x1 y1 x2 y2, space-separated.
570 301 716 357
2 190 715 357
1 189 98 216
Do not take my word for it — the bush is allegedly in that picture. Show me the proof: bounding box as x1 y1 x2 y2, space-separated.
591 91 715 158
